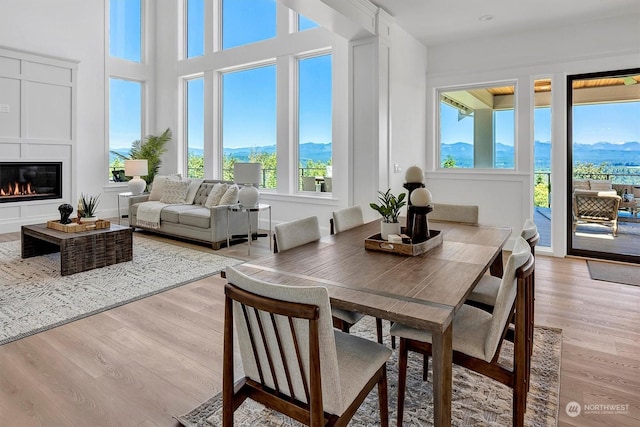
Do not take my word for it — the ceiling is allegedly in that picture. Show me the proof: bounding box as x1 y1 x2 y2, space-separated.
369 0 640 46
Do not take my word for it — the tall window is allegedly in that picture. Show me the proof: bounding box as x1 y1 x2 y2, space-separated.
222 0 276 50
186 0 204 58
109 0 141 62
298 54 332 191
109 78 142 181
186 78 204 178
222 65 277 188
439 84 516 169
107 0 146 182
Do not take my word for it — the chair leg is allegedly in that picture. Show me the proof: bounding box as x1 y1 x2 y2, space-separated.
422 353 429 381
397 339 409 427
378 366 389 427
376 318 383 344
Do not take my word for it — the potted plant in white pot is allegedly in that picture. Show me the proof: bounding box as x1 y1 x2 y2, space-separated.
78 193 100 223
370 188 407 240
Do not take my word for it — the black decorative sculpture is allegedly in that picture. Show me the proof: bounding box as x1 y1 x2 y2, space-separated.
58 203 74 224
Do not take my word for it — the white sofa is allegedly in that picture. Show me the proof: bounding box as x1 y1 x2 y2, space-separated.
129 179 258 249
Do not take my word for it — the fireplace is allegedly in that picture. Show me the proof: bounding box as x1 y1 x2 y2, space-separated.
0 162 62 203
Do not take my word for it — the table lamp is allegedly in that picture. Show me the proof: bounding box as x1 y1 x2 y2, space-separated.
124 159 148 195
234 162 261 207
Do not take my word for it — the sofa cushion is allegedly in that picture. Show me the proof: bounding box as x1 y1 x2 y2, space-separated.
185 178 204 204
148 174 182 201
160 180 190 204
178 206 211 228
589 179 612 191
159 205 202 224
219 184 239 205
194 182 216 206
204 183 228 207
573 179 590 190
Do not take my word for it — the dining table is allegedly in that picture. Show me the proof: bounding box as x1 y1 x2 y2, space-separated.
230 218 511 426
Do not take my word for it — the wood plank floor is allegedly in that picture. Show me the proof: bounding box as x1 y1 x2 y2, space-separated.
1 224 639 426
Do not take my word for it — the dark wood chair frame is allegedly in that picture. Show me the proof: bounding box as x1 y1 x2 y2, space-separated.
223 282 389 427
397 254 534 427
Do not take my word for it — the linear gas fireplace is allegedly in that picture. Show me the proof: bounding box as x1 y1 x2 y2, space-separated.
0 162 62 203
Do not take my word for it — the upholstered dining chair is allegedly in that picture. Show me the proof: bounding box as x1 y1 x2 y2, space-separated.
466 218 539 390
274 216 381 344
330 206 364 235
428 203 479 224
223 266 392 427
390 236 534 427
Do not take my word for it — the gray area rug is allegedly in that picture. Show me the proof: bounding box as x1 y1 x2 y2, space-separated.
587 260 640 287
176 318 562 427
0 236 242 345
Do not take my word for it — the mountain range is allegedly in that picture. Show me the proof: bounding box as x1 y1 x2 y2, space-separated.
111 141 640 170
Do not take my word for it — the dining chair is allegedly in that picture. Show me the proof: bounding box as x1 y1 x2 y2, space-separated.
274 216 381 344
390 236 534 427
302 176 317 192
223 266 392 427
428 203 479 224
330 206 364 235
324 176 332 192
329 206 385 346
466 218 539 390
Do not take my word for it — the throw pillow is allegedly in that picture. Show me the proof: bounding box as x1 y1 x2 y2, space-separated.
148 174 182 201
184 178 204 204
204 183 228 207
159 179 190 204
218 184 239 206
589 179 612 191
573 179 590 191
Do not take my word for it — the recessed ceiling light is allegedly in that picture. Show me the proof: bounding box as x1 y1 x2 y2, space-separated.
479 14 494 22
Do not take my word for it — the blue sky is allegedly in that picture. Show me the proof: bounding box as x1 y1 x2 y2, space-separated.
110 0 639 153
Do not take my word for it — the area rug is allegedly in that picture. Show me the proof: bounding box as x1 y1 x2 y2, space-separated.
176 318 562 427
0 236 242 345
587 260 640 287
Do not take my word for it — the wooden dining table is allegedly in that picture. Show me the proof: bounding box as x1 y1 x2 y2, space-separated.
230 219 511 426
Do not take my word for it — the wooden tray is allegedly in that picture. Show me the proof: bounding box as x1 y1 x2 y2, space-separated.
47 219 111 233
365 229 443 256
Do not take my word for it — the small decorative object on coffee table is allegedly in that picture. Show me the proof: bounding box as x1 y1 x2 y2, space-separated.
78 193 100 222
369 188 406 240
58 203 74 224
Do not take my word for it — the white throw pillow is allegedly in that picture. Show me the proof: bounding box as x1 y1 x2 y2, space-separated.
159 180 190 204
184 178 204 204
148 174 182 201
573 179 590 191
204 183 228 207
218 184 239 206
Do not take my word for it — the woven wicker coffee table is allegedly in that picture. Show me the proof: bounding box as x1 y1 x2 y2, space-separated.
21 223 133 276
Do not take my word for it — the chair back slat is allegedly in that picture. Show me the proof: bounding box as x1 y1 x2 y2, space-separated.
240 304 266 385
288 317 311 403
268 312 296 398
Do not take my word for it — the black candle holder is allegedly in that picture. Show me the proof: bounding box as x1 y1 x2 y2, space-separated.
407 205 432 243
403 182 425 234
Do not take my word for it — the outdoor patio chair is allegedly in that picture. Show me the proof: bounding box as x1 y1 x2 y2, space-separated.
573 192 621 236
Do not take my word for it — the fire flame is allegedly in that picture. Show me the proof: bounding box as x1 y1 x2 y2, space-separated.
0 182 36 196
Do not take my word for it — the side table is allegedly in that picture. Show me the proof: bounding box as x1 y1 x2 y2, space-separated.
227 203 272 255
117 192 133 224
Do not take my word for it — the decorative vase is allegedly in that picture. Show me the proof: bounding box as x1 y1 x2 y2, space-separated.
81 216 98 224
380 221 401 241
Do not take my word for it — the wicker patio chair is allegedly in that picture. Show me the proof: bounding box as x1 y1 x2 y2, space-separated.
572 192 621 236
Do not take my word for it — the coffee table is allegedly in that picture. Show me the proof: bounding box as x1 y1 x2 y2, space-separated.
21 223 133 276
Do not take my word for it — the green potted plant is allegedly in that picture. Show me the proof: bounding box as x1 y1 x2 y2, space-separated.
110 128 172 190
78 193 100 221
370 188 407 239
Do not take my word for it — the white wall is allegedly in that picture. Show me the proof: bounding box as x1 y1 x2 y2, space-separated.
0 0 118 229
424 13 640 255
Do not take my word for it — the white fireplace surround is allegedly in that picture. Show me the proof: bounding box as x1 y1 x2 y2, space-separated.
0 46 77 233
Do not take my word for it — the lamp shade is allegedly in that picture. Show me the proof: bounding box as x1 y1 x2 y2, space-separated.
124 159 148 177
124 159 148 195
234 163 261 185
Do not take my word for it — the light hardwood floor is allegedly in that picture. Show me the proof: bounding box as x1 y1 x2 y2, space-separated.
1 225 639 426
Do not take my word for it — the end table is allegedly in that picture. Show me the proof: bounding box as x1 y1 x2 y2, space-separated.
227 203 272 255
